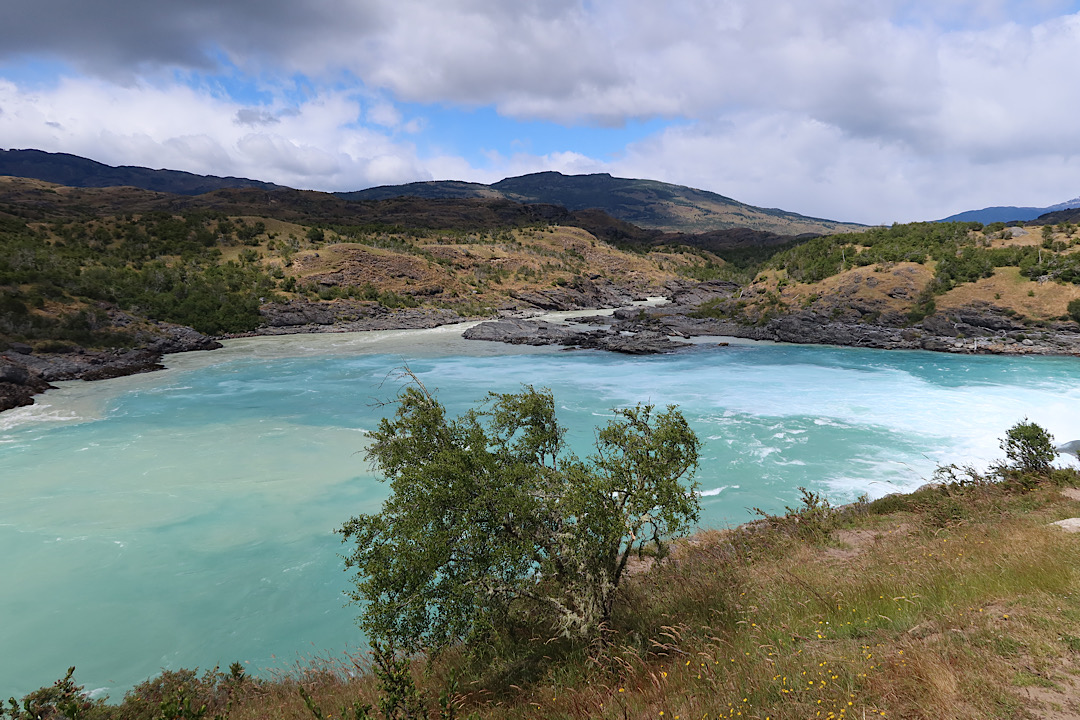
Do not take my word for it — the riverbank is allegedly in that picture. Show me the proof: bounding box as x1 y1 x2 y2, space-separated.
16 461 1080 720
0 322 221 413
7 281 1080 414
463 279 1080 357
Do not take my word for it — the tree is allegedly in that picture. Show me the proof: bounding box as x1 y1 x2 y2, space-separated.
340 382 701 653
1068 298 1080 324
1000 418 1054 474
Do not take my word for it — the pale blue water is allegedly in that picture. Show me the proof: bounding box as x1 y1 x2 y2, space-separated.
3 325 1079 699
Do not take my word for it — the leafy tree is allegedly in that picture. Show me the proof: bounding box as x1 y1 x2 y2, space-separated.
1066 299 1080 324
1000 419 1055 474
340 382 701 653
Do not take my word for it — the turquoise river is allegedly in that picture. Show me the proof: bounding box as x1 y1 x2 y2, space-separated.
2 322 1079 698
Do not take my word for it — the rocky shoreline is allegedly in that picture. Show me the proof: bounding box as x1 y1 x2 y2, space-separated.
0 323 222 413
463 279 1080 357
5 278 1080 415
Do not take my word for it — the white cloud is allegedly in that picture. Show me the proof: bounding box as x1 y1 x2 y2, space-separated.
612 112 1080 224
2 1 1080 220
0 77 437 190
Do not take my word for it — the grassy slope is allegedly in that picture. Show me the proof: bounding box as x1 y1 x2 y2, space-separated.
251 473 1080 720
32 466 1080 720
705 224 1080 328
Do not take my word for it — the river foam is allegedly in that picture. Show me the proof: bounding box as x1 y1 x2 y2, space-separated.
3 329 1079 698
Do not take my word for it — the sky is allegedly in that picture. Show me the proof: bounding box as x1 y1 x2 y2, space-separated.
2 1 1080 225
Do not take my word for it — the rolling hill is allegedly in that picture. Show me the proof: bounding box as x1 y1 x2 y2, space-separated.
0 149 864 236
0 148 284 195
344 171 864 236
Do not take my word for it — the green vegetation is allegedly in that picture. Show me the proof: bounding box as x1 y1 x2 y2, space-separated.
11 421 1080 720
0 211 283 343
765 221 1080 299
999 418 1055 474
340 382 701 654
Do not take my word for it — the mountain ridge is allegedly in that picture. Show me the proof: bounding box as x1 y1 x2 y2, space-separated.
344 170 864 236
0 148 285 196
938 196 1080 224
0 149 862 236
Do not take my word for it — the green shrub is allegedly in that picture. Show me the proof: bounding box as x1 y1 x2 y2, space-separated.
1068 298 1080 323
1000 419 1054 474
868 493 911 515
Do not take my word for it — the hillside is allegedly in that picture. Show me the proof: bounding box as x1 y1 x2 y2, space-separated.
687 220 1080 342
4 177 1080 359
0 176 716 352
0 148 284 195
0 150 865 236
344 171 866 235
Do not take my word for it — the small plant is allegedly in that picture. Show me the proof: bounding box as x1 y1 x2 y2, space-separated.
999 419 1054 475
754 486 837 543
2 667 106 720
299 642 434 720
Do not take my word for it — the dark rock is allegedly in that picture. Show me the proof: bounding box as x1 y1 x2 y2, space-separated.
252 306 466 335
510 276 636 311
668 280 740 307
919 315 959 337
464 319 590 346
0 357 54 412
464 319 688 354
580 331 687 354
0 358 30 385
955 311 1024 332
260 301 338 327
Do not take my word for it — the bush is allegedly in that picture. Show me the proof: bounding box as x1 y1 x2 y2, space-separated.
1000 419 1055 475
340 381 701 653
2 667 108 720
1068 298 1080 323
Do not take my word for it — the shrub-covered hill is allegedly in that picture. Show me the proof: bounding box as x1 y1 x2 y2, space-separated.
0 148 285 196
344 170 866 236
0 150 865 235
0 177 725 350
692 220 1080 335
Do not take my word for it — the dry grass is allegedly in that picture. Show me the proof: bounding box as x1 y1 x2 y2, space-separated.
270 225 697 306
938 267 1080 320
117 472 1077 720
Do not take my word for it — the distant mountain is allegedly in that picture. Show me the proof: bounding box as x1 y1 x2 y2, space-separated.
0 150 862 236
0 148 284 196
938 197 1080 224
341 171 864 236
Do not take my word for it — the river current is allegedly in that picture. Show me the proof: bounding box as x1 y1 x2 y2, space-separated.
3 323 1078 698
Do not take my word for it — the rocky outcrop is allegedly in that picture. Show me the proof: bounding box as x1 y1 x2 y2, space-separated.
668 310 1080 356
465 292 1080 358
260 301 338 327
463 318 689 354
0 356 54 412
510 275 641 311
0 323 222 412
463 318 587 346
255 300 467 335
